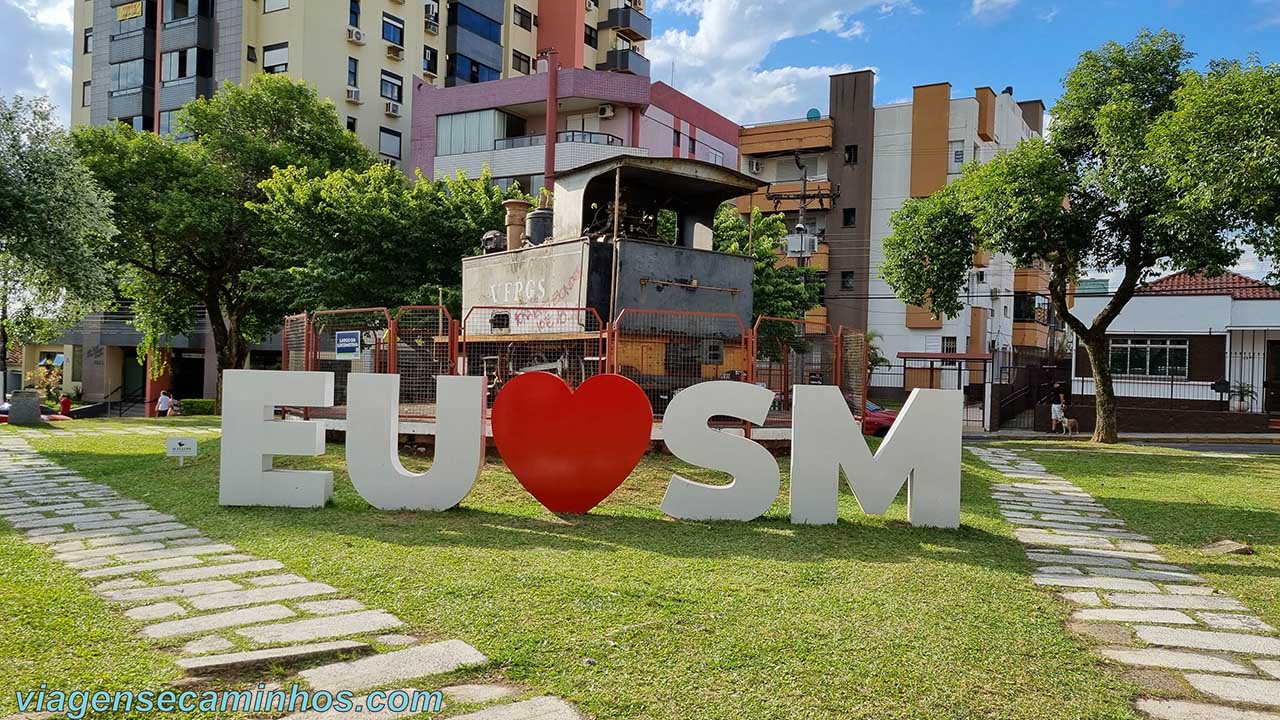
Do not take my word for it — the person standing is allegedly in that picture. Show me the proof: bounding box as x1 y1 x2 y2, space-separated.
1049 383 1066 434
156 390 173 418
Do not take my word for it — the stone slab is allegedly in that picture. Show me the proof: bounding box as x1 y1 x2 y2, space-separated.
1031 574 1160 593
1068 547 1167 562
1135 699 1280 720
1134 625 1280 656
297 599 367 615
144 605 297 639
279 690 442 720
29 528 132 544
56 542 167 562
1027 552 1133 568
1184 674 1280 707
1166 586 1218 596
72 516 177 531
246 573 308 587
1086 567 1203 583
1258 660 1280 680
101 580 243 603
85 529 201 547
1196 613 1276 632
300 640 487 692
175 640 371 675
188 582 339 610
1016 530 1115 549
154 560 285 583
13 513 112 528
80 556 203 579
1071 608 1196 625
237 611 403 644
1097 646 1256 675
125 602 187 621
1106 594 1247 611
1058 591 1103 606
94 578 146 591
376 634 419 647
449 696 581 720
112 544 236 563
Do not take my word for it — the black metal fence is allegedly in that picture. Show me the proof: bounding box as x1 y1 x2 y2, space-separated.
1070 351 1266 414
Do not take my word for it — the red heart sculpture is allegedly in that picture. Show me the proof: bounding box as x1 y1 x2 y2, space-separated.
492 372 653 514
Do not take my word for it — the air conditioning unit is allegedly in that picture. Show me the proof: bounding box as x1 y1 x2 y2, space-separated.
384 101 402 117
386 44 405 61
598 103 615 119
345 87 363 104
347 27 366 44
749 159 764 174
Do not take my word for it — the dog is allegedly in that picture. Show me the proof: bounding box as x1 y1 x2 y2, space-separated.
1061 417 1079 436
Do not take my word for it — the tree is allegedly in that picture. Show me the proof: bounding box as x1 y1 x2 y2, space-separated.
72 75 375 398
252 164 525 314
713 204 822 357
0 96 114 398
1150 58 1280 265
882 31 1261 443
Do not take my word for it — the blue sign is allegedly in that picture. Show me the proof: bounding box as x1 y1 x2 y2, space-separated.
334 331 362 361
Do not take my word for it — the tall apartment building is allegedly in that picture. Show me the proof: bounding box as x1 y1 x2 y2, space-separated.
71 0 650 163
738 74 1055 393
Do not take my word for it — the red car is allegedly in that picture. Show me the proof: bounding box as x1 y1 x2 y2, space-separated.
860 401 899 436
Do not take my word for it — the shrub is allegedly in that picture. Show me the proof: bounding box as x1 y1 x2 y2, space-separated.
180 398 218 415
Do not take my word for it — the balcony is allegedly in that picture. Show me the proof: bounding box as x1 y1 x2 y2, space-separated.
597 48 649 76
158 75 214 112
598 5 651 41
107 86 153 121
160 14 212 53
739 117 834 156
493 131 625 150
108 28 153 64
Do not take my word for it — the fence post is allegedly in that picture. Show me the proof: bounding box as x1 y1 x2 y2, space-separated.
388 317 398 374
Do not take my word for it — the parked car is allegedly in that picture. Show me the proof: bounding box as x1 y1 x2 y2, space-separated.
860 401 899 437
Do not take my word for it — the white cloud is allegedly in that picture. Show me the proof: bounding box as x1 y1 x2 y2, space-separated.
1039 7 1059 22
1 0 74 126
647 0 889 124
971 0 1019 19
878 0 923 15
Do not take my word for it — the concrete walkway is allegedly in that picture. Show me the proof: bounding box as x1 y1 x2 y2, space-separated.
968 445 1280 719
0 434 583 720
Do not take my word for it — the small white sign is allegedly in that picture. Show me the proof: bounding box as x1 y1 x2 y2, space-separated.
166 437 198 458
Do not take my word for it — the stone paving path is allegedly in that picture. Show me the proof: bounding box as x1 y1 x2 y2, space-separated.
968 445 1280 720
0 434 584 719
4 424 222 439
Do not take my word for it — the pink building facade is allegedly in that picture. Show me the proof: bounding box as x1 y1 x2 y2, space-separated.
410 68 738 191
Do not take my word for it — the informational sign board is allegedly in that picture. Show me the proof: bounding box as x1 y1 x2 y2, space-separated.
117 1 143 20
334 331 362 361
166 437 198 467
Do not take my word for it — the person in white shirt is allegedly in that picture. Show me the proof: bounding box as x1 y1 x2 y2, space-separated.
156 390 173 418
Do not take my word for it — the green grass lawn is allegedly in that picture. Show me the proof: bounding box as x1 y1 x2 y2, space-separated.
0 420 1157 719
1013 442 1280 630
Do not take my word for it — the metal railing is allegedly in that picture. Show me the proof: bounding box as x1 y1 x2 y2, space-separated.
493 131 626 151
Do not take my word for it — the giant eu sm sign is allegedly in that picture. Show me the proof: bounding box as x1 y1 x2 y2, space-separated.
219 371 962 528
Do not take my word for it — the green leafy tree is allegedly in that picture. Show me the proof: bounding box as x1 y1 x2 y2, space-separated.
252 164 525 314
0 96 114 397
882 31 1261 443
714 204 821 357
1150 58 1280 264
72 75 375 397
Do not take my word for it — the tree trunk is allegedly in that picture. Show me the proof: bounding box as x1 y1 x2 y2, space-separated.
205 299 250 414
1080 331 1119 444
0 296 8 399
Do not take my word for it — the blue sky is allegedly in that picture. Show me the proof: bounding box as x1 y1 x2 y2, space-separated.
644 0 1280 124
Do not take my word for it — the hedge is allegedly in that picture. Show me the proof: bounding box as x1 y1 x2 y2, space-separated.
179 399 217 416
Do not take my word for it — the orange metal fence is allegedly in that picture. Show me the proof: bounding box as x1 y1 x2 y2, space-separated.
281 307 870 427
391 306 457 419
611 309 750 418
461 306 605 409
309 308 393 419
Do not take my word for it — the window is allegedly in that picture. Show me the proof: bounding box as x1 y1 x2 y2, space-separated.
448 54 499 84
165 0 212 20
84 27 93 53
841 271 856 291
161 47 202 83
1108 338 1189 378
380 70 403 102
262 42 288 73
842 208 857 227
346 116 358 133
379 127 402 159
246 45 257 62
448 4 501 43
703 341 724 364
708 147 724 166
584 24 597 48
436 108 525 155
948 139 964 173
110 59 145 93
816 272 827 305
81 81 91 107
512 50 530 74
1013 291 1049 324
347 57 358 87
423 46 438 75
349 0 360 27
159 110 178 136
116 6 147 35
688 135 696 154
844 144 858 164
513 5 532 30
941 336 958 365
119 115 151 131
672 128 680 147
382 12 405 46
263 0 288 12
